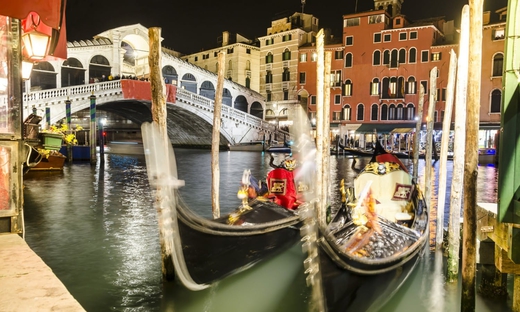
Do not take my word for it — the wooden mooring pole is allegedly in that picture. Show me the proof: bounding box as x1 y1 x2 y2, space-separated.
448 5 469 282
322 50 331 219
211 52 225 219
436 50 457 250
412 85 424 183
148 27 175 280
462 0 483 310
425 66 437 215
315 29 325 227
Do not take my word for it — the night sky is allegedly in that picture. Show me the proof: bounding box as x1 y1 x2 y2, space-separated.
65 0 509 55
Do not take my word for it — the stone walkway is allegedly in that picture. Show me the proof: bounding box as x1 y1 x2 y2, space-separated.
0 234 85 312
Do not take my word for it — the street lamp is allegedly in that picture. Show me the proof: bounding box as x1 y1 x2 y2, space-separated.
21 12 52 60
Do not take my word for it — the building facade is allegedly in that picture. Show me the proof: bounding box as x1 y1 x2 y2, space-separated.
259 12 319 128
297 0 506 148
180 31 261 93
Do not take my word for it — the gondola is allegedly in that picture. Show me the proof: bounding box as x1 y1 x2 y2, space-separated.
141 122 314 290
301 140 429 311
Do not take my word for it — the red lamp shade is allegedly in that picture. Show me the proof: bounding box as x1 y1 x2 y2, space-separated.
21 12 52 60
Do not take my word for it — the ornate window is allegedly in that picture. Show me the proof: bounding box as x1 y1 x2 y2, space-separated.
265 53 273 63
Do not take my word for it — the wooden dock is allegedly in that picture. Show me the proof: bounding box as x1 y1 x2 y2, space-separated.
0 234 85 311
476 203 520 311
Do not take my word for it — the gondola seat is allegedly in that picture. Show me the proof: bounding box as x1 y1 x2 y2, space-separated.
354 167 414 222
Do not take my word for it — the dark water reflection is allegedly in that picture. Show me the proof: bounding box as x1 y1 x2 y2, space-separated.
22 150 511 311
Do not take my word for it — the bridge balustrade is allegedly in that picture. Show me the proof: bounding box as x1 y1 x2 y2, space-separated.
12 81 280 143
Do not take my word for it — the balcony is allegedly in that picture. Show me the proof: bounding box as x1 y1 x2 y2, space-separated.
282 81 289 90
265 63 272 71
283 60 290 68
266 83 272 91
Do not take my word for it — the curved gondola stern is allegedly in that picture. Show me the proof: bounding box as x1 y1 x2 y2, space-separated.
142 121 210 291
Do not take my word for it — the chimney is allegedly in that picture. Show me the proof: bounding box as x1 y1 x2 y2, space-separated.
222 31 229 47
483 11 490 25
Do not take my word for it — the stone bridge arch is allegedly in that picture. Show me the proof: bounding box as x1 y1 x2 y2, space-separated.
95 100 233 147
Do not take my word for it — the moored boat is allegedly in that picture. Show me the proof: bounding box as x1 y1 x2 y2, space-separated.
29 151 67 171
141 122 314 290
301 141 429 311
227 141 265 152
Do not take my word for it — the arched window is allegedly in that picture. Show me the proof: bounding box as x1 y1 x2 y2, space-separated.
381 104 388 120
383 50 390 65
265 71 273 83
396 103 404 119
398 48 406 64
388 104 396 120
357 104 364 121
389 77 398 97
408 48 417 63
371 78 380 95
343 104 351 120
371 104 379 121
373 50 381 66
406 103 415 120
407 77 416 94
265 52 273 63
343 79 353 96
390 49 398 68
492 53 504 77
345 53 353 67
282 68 290 81
398 76 405 98
490 89 501 113
282 49 291 61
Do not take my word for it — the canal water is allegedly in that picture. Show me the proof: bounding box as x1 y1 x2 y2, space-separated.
22 150 513 311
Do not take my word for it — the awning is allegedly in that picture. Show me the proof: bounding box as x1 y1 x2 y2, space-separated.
391 127 415 133
0 0 64 29
356 123 417 134
0 0 68 60
479 123 501 130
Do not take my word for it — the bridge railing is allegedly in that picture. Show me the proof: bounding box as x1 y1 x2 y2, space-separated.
16 80 279 138
22 81 124 119
175 88 276 133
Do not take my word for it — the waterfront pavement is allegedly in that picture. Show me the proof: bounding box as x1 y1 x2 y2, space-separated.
0 233 85 312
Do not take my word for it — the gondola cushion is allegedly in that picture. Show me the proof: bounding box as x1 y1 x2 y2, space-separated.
354 168 413 222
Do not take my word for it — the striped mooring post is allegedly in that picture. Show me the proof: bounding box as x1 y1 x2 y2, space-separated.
89 94 97 164
65 97 72 163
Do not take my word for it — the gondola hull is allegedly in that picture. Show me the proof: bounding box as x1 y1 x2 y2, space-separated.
318 241 423 311
302 140 429 311
175 198 302 285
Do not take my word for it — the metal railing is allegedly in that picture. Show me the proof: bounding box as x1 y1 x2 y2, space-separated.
15 80 276 135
